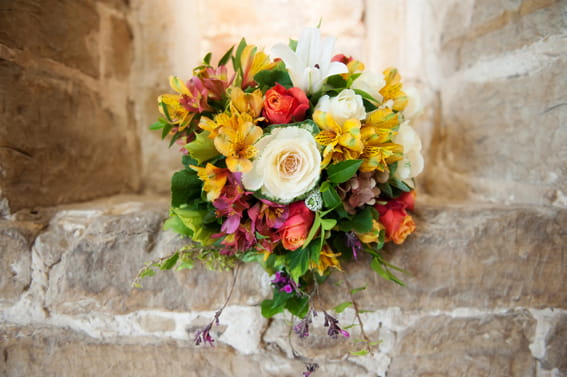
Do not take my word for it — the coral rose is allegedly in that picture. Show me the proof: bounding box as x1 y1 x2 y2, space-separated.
263 83 309 124
376 191 416 244
279 202 314 251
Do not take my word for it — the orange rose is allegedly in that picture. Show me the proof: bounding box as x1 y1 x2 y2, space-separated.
376 191 416 244
279 201 314 251
263 83 309 124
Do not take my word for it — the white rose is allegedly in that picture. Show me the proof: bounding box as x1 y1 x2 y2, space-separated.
392 122 424 187
403 86 422 120
315 89 366 125
351 71 385 103
242 126 321 203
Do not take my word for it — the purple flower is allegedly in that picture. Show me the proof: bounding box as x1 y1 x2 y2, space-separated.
271 271 300 294
302 363 319 377
346 232 362 260
323 311 350 339
194 309 222 347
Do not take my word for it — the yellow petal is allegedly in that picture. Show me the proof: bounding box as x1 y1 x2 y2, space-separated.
226 156 253 173
169 76 190 95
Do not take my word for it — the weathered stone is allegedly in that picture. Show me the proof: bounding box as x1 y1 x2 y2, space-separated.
104 15 133 80
0 0 99 77
320 204 567 311
137 314 175 333
40 199 270 315
423 47 567 205
0 59 140 213
540 312 567 373
0 220 42 302
388 311 537 377
0 324 308 377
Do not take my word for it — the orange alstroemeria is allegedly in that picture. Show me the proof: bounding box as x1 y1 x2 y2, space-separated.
314 110 364 168
229 87 264 119
190 163 229 202
213 113 263 173
310 244 343 276
380 68 408 112
239 45 275 89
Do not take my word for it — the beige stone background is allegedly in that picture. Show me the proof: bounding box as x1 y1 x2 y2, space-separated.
1 0 566 376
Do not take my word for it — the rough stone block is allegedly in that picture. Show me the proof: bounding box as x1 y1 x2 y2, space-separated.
424 50 567 205
0 0 99 77
0 324 306 377
40 199 271 315
0 59 140 213
319 204 567 311
539 312 567 373
448 1 566 71
0 220 42 302
104 15 133 80
388 310 537 377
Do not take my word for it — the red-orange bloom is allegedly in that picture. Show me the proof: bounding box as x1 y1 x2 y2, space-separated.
279 201 314 251
376 190 416 244
263 83 309 124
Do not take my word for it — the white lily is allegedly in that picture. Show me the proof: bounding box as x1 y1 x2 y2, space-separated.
271 28 348 94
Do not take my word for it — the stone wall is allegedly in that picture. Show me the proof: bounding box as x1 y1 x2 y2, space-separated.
1 1 566 377
0 0 141 214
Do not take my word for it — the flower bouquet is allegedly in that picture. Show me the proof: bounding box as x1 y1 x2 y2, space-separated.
140 27 423 359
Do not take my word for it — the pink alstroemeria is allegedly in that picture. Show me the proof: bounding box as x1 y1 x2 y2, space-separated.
179 77 213 114
213 173 251 234
214 221 256 255
198 65 234 101
248 199 289 234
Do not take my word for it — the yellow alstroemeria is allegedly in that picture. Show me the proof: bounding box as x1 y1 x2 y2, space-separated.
310 244 343 276
213 113 263 173
158 76 195 130
355 219 384 244
380 68 408 112
240 45 275 89
314 110 364 168
190 163 229 202
360 107 404 172
230 87 264 119
360 126 403 173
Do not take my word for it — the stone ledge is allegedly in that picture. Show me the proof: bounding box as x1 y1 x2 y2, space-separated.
1 196 565 316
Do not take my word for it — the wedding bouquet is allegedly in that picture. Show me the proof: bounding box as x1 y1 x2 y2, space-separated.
142 27 424 354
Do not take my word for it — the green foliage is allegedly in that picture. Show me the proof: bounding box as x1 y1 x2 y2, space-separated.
218 46 234 66
184 131 221 164
321 185 342 209
333 301 352 313
261 289 309 319
327 160 363 184
254 61 293 90
170 169 202 207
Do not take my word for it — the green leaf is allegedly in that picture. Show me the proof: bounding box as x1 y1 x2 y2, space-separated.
327 160 363 184
149 120 165 130
303 212 322 249
163 215 192 237
326 74 347 89
175 255 194 271
378 182 394 199
170 169 202 207
161 122 173 139
333 301 353 314
285 295 310 318
288 38 298 51
261 299 285 318
203 52 212 65
172 207 216 246
319 181 331 192
389 177 411 192
350 349 369 356
286 245 312 282
339 206 373 233
233 38 248 73
184 131 221 164
160 252 179 270
218 46 234 66
321 186 342 209
253 61 293 90
139 267 156 279
370 257 405 286
350 285 367 295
